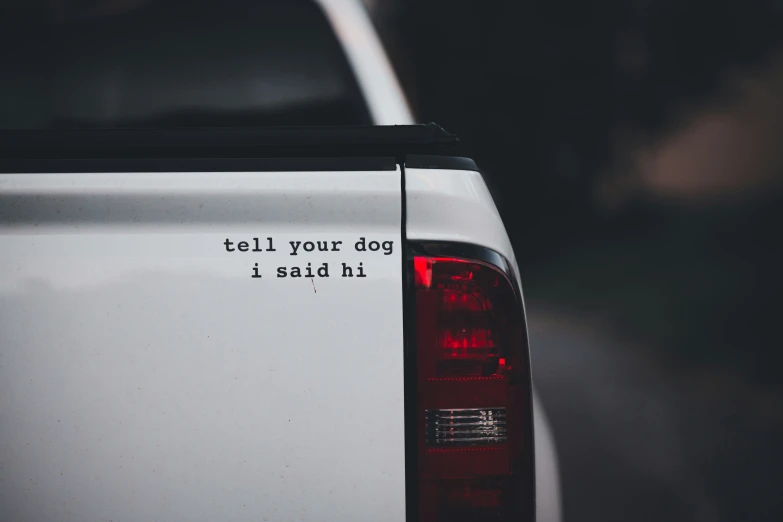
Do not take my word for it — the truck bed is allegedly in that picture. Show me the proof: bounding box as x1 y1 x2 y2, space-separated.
0 126 455 522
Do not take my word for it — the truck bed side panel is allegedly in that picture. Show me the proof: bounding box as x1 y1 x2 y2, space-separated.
0 169 406 522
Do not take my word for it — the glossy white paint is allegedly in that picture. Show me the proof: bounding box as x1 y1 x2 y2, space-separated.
533 392 564 522
405 167 563 522
0 170 406 522
317 0 415 125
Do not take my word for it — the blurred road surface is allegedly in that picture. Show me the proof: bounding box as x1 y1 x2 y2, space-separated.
523 198 783 522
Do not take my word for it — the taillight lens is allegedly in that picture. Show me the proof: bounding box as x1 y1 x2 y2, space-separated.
413 255 532 522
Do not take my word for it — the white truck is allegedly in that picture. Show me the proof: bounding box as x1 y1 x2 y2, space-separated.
0 1 561 521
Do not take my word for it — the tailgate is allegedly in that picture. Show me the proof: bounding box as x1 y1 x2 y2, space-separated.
0 164 405 521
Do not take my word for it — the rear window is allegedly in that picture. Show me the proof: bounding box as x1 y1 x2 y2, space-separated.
0 0 372 128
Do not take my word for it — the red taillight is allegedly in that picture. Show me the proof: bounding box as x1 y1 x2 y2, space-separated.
413 254 532 522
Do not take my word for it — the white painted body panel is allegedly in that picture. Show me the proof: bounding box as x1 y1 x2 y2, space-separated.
406 167 563 522
0 170 406 522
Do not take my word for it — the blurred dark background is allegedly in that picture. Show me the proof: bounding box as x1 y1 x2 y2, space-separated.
3 0 783 520
369 0 783 520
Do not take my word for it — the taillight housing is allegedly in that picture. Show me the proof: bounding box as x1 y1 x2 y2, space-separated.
409 247 534 522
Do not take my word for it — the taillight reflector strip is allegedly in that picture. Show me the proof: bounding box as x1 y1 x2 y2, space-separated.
426 408 507 446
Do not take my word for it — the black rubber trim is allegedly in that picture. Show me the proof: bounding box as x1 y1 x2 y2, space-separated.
0 157 395 173
405 154 478 172
0 123 460 160
404 240 536 522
